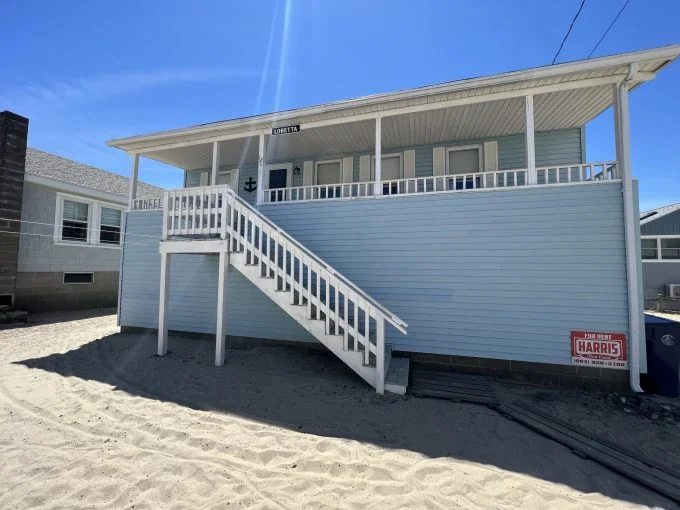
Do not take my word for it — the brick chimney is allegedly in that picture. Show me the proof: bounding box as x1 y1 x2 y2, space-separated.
0 111 29 307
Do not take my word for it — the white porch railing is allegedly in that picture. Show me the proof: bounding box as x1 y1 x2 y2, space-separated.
262 161 618 203
162 185 408 388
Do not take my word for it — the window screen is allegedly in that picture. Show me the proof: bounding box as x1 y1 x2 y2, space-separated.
381 156 401 181
62 200 89 242
63 272 94 284
641 239 658 260
448 149 480 175
661 238 680 260
316 161 341 185
100 207 121 245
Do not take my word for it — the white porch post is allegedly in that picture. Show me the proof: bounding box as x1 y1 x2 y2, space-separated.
211 141 220 186
215 250 229 366
616 78 643 393
127 153 139 210
256 132 266 204
374 115 382 195
525 95 537 185
375 317 385 395
158 252 171 356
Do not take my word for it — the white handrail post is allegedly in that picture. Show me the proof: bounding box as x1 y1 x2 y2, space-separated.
162 191 169 240
376 317 385 395
211 141 220 186
525 95 537 185
127 153 139 210
158 251 171 356
374 115 382 196
256 132 266 205
215 250 229 366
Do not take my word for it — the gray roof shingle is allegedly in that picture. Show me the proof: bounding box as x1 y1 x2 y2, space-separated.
25 148 164 200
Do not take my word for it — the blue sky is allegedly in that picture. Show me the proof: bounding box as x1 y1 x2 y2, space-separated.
2 0 678 210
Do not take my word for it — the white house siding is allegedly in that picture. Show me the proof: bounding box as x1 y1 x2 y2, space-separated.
120 181 628 366
184 128 584 199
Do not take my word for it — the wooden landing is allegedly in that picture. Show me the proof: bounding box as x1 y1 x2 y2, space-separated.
501 400 680 504
385 357 409 395
410 364 499 406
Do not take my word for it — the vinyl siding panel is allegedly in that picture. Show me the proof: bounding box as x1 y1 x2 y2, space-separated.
259 182 627 365
641 209 680 236
119 210 315 341
121 181 626 367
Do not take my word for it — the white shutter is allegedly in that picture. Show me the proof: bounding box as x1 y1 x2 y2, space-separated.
303 161 314 186
483 141 498 172
231 169 240 190
199 171 209 186
404 150 416 179
342 157 353 183
433 147 445 176
359 155 371 182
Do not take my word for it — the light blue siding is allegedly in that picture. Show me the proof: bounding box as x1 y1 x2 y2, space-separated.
121 181 627 366
258 182 627 365
120 211 316 341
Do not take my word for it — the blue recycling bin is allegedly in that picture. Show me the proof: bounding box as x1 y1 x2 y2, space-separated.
644 315 680 398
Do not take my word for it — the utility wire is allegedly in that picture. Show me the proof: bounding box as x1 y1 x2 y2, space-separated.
552 0 587 65
587 0 631 58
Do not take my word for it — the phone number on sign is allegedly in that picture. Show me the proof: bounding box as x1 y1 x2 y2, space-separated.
572 358 628 368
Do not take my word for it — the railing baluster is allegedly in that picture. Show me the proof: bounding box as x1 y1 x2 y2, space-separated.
364 305 370 365
324 276 330 334
343 287 349 349
306 259 312 319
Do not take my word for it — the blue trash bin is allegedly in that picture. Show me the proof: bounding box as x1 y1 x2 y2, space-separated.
644 315 680 398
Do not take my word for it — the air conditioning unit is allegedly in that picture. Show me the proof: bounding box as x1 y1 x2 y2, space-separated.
666 284 680 298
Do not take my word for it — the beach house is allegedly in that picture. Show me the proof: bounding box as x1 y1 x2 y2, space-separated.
107 46 680 394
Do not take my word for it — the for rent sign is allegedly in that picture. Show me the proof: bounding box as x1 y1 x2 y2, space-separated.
571 331 627 369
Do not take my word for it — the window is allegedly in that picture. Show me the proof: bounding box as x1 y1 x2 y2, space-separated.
62 200 89 242
63 272 94 284
100 207 122 245
55 193 124 248
661 238 680 260
641 238 658 260
315 160 342 185
447 147 481 175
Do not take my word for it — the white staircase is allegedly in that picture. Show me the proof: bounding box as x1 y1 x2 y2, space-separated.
158 185 408 394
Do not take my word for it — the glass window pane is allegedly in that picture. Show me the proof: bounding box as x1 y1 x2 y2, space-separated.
381 156 401 181
100 207 121 226
62 220 88 242
641 239 658 260
448 149 479 175
316 162 341 185
100 225 121 245
63 200 89 222
661 238 680 260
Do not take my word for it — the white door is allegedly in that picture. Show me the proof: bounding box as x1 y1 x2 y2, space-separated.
217 169 239 191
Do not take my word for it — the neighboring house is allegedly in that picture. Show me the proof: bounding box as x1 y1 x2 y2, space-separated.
0 119 164 312
108 46 680 394
641 203 680 306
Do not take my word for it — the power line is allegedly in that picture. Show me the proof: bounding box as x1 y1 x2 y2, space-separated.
552 0 587 65
587 0 632 58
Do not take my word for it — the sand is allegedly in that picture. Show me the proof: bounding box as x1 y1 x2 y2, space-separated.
0 309 677 509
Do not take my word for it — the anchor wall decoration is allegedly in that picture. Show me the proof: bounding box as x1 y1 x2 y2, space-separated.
243 177 257 193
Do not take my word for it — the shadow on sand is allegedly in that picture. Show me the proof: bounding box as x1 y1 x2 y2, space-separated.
16 331 675 508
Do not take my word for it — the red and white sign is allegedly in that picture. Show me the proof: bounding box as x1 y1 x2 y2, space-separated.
570 331 627 369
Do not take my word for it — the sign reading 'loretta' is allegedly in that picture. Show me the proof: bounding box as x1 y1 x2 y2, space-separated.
571 331 628 369
271 125 300 136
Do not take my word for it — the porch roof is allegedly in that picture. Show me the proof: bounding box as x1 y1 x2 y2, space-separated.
108 45 680 170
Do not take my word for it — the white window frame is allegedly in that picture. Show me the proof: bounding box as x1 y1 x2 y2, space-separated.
54 192 125 249
641 235 680 262
218 168 240 190
314 159 343 186
370 153 403 181
446 144 483 175
265 162 293 189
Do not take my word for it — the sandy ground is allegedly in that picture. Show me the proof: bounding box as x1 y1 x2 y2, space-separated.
0 310 678 509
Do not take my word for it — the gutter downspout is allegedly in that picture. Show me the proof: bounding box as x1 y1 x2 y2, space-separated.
618 64 644 393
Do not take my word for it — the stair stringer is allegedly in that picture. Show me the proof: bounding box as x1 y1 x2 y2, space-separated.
228 251 380 389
